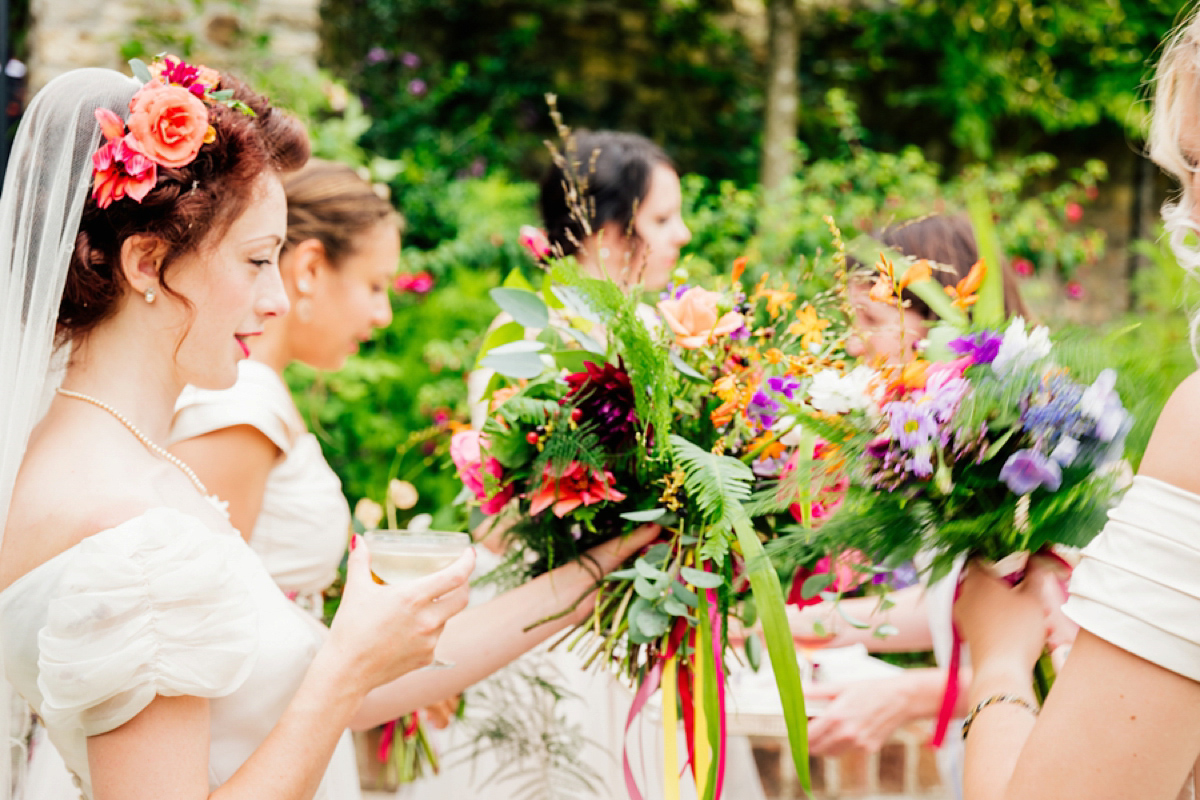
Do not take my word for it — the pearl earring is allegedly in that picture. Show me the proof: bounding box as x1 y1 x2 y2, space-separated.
599 247 610 259
144 287 156 304
297 279 312 293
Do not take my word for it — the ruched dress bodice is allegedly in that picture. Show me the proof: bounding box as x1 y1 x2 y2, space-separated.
1065 475 1200 679
0 508 329 799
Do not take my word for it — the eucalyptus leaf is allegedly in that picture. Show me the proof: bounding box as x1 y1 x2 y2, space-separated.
621 508 667 523
479 351 545 379
486 340 546 355
663 596 690 617
874 623 900 639
129 59 153 84
634 576 663 600
557 324 605 354
680 566 724 588
634 558 667 580
606 568 638 581
745 633 764 672
490 287 550 329
475 321 525 366
801 572 835 600
671 582 699 609
501 269 535 291
670 351 709 382
634 605 671 638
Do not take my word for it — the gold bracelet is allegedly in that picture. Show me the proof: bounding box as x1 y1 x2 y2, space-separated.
961 693 1039 740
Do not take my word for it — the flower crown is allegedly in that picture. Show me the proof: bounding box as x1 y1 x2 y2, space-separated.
91 55 255 209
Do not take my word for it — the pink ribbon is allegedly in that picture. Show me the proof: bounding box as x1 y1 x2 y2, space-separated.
624 617 689 800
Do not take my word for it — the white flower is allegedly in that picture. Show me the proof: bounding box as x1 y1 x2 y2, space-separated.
992 317 1052 376
808 366 879 415
388 479 419 510
353 497 384 530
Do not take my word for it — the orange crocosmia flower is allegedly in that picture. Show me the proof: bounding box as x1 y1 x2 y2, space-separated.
945 259 987 312
710 397 740 427
749 433 786 462
765 348 784 365
892 360 931 394
732 256 749 284
489 386 520 411
762 287 797 319
788 304 832 350
898 259 933 290
712 375 740 402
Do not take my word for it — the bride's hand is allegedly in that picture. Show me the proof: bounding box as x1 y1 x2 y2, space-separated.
328 535 475 693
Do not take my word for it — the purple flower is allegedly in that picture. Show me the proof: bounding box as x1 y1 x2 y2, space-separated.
729 323 751 341
366 47 389 64
1080 369 1127 443
767 375 802 401
660 282 690 301
999 449 1063 495
407 79 428 96
949 331 1003 365
401 52 422 69
752 455 789 478
887 401 938 450
906 444 934 477
747 389 782 428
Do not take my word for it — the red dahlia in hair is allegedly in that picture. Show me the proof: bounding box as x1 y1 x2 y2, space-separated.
563 360 641 449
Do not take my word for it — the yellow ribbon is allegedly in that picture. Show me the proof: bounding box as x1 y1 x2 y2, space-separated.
693 640 711 797
662 657 680 800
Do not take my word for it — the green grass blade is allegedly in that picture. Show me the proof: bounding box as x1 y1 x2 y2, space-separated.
733 512 810 792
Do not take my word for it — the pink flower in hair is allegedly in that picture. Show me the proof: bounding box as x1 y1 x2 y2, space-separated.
91 108 157 209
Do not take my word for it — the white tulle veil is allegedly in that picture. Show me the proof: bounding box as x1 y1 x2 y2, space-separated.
0 67 141 800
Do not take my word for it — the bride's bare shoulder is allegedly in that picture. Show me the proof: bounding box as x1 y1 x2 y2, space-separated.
1139 371 1200 494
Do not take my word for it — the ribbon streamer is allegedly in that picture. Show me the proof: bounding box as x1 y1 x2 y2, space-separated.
662 658 681 800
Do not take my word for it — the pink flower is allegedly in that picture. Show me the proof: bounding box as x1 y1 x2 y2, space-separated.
128 80 210 168
1012 257 1034 277
528 462 626 517
91 108 157 209
657 287 745 349
1065 202 1084 224
450 430 513 514
394 271 434 294
519 225 552 260
1066 281 1084 300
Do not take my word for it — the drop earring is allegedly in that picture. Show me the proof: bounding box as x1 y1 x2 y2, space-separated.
144 287 156 304
296 279 313 322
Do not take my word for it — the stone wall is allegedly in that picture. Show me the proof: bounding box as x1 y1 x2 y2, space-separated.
26 0 320 92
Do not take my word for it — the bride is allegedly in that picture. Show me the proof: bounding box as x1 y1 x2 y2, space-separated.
0 60 474 799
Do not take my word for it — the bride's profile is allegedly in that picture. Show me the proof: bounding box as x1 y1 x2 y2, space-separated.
0 59 474 800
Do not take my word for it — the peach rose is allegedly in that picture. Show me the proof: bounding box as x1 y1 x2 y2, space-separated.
657 287 745 349
127 80 210 168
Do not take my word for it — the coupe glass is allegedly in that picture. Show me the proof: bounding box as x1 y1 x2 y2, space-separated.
365 529 471 669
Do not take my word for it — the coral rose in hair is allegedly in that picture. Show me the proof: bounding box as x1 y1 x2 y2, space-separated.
127 80 210 169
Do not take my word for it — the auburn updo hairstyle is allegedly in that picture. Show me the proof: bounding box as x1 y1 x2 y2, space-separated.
539 130 674 258
57 72 310 343
281 159 401 268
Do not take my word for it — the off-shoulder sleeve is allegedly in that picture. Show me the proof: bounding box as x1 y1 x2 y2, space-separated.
1064 475 1200 682
171 360 299 453
37 508 259 737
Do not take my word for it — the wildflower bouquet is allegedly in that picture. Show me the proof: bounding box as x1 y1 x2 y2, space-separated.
456 220 858 798
772 201 1130 741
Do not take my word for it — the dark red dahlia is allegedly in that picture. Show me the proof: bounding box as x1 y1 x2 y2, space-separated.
563 360 641 449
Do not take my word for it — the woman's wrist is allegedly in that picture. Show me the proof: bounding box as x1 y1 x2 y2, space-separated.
968 662 1036 707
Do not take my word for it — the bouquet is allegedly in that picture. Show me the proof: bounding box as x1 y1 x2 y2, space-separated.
456 220 860 798
772 201 1131 742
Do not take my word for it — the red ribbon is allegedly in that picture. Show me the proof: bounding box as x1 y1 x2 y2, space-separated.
377 719 396 763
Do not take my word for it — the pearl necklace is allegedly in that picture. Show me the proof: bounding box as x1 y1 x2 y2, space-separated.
56 388 210 497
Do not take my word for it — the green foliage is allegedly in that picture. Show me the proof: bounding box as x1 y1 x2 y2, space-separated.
681 93 1108 286
669 435 756 560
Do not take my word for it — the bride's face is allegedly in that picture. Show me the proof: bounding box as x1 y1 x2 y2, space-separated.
164 174 290 389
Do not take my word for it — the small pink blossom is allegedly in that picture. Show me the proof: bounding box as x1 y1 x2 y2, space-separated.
1065 202 1084 224
1066 281 1084 301
450 430 513 514
1012 257 1034 277
519 225 552 260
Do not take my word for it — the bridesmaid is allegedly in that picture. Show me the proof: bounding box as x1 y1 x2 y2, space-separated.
166 158 656 796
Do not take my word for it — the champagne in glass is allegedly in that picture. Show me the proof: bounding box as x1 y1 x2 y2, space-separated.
365 530 471 669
